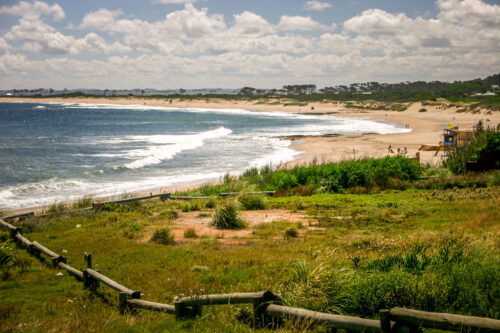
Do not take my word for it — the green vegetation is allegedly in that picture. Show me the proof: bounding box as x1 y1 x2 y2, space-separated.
238 193 266 210
1 158 499 331
150 228 175 245
284 227 299 239
180 156 421 196
211 200 246 230
184 228 198 238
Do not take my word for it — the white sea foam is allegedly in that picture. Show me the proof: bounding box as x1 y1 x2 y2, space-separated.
36 101 411 135
0 171 225 210
0 101 413 210
122 127 232 169
247 137 301 168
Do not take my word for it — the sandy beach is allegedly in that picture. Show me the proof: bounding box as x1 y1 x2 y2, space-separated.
3 96 498 167
1 96 498 215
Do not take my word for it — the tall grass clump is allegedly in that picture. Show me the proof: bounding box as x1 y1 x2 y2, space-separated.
211 201 246 229
281 238 499 318
238 193 266 210
0 240 16 280
45 202 66 214
72 197 93 209
149 228 175 245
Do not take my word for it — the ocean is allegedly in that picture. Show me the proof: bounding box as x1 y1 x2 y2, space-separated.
0 102 410 210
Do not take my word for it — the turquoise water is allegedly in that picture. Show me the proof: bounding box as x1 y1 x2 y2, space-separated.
0 102 410 209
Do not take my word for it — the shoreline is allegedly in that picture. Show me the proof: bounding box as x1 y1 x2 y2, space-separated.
1 96 499 214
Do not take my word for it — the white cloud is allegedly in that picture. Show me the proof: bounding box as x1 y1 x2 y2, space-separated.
6 17 131 55
303 1 332 11
1 0 500 89
80 8 123 30
0 0 64 21
278 15 328 31
0 38 11 56
230 11 275 35
343 9 414 35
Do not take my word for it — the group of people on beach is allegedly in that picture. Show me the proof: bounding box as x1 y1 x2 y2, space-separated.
387 145 407 155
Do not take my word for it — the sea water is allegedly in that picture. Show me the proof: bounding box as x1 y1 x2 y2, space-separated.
0 102 410 210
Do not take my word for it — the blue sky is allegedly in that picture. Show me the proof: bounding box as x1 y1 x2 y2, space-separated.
0 0 499 89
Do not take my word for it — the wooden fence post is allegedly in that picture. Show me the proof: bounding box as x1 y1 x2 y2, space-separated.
84 252 92 269
380 309 391 333
119 292 129 314
253 291 281 328
174 300 188 319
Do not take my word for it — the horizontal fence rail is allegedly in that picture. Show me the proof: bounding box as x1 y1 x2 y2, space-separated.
0 218 19 232
1 216 500 332
389 308 500 333
264 304 382 332
85 268 141 299
93 193 171 207
57 262 84 280
220 191 275 197
13 232 32 248
1 212 34 220
169 196 213 200
124 298 176 314
177 291 276 307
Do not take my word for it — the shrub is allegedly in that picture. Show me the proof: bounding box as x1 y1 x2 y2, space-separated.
181 202 191 212
0 241 15 268
0 240 16 280
150 228 175 245
184 228 197 238
238 193 266 210
242 167 258 178
205 198 217 208
272 171 298 190
419 108 427 112
212 201 246 230
164 209 179 219
284 227 299 239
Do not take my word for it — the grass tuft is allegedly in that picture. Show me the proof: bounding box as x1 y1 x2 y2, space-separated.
238 193 266 210
149 228 175 245
211 201 246 229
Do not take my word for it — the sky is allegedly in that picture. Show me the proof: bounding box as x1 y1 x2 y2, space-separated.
0 0 499 89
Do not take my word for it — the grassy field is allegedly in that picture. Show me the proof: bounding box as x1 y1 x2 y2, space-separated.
1 168 499 332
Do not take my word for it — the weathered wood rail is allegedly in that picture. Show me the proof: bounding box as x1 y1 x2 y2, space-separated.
264 304 382 332
388 308 500 333
1 211 34 220
93 193 171 207
84 268 141 299
1 217 499 332
169 196 212 200
220 191 275 197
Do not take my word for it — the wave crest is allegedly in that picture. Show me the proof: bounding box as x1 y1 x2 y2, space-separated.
123 127 232 169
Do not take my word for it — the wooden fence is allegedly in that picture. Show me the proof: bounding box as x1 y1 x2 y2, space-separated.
2 191 277 220
1 216 499 332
